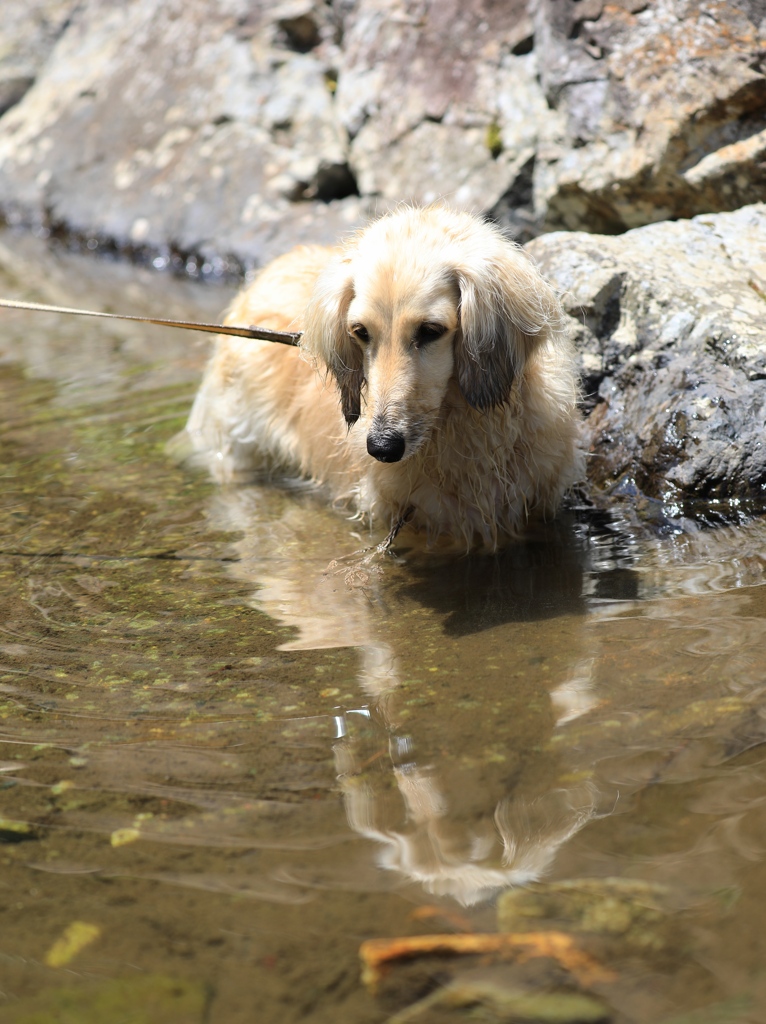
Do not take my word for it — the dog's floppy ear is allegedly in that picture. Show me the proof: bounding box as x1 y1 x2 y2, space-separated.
302 257 364 425
454 244 561 411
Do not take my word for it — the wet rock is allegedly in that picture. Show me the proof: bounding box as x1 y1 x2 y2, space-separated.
2 974 208 1023
44 920 101 968
387 979 611 1023
498 877 677 958
0 816 36 843
528 204 766 505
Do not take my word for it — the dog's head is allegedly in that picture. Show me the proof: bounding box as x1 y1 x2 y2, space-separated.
302 207 562 464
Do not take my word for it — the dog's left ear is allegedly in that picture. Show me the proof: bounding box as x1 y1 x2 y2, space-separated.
454 244 561 411
302 258 364 425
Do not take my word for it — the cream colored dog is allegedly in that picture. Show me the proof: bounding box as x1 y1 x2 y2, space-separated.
186 206 583 550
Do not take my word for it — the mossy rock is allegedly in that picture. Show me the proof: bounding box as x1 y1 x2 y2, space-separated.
0 974 208 1024
498 877 681 958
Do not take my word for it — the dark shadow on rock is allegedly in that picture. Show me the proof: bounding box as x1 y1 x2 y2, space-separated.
0 75 35 117
485 155 539 244
304 162 360 203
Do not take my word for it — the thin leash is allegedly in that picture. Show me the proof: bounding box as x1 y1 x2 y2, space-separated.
0 296 303 346
0 297 421 555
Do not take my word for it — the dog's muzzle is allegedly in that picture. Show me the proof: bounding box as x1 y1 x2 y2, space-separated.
367 428 406 463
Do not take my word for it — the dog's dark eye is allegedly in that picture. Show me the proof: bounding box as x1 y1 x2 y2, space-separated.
349 323 370 343
415 322 447 346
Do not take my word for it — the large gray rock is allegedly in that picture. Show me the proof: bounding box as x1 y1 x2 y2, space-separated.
0 0 550 261
528 204 766 505
0 0 369 269
0 0 764 263
336 0 545 233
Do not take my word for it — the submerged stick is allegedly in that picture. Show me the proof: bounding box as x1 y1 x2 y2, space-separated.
0 296 302 346
359 931 615 991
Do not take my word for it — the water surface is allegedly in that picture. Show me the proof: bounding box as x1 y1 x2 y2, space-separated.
2 232 766 1023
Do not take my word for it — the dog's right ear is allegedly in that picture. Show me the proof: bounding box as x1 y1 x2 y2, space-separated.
453 238 562 412
302 258 364 425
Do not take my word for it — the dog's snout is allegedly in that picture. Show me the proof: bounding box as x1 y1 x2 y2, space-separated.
367 429 406 463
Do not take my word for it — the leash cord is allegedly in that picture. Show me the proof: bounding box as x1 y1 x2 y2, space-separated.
0 296 302 346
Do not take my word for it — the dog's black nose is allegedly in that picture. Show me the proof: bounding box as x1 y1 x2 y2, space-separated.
367 429 406 463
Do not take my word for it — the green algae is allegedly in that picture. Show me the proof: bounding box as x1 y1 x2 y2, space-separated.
388 980 610 1023
0 974 208 1024
657 997 752 1024
485 121 503 159
498 878 682 960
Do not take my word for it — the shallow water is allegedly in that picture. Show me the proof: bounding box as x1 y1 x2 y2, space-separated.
2 231 766 1022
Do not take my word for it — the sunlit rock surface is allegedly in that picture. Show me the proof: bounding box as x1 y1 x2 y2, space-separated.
0 0 764 263
535 0 766 232
529 203 766 504
0 0 368 269
0 0 76 117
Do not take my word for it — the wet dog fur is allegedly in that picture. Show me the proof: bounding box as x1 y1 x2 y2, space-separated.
185 206 583 550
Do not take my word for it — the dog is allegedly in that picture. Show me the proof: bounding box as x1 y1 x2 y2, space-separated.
185 206 583 550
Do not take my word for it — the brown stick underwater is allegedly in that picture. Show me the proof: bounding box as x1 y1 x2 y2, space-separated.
0 296 303 346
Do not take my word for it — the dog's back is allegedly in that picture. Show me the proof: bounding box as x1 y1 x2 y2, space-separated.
226 245 331 334
186 245 361 491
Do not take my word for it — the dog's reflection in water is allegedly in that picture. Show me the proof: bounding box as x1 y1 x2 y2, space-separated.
334 706 597 904
209 486 601 904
